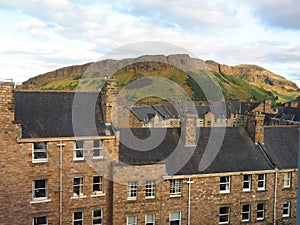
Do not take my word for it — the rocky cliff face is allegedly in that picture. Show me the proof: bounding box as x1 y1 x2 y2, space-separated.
19 54 300 103
206 60 298 89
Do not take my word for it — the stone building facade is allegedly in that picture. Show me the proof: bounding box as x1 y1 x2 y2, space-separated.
0 81 298 225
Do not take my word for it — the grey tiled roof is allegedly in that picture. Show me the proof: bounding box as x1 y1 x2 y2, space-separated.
15 91 109 138
275 107 300 122
119 127 274 175
130 107 157 122
263 127 298 169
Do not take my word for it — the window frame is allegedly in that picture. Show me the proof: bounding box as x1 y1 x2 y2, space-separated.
257 174 266 191
145 180 156 199
92 208 103 225
256 203 265 221
219 206 230 224
170 179 182 197
92 175 104 195
73 211 83 225
32 142 48 163
242 204 251 222
33 179 48 201
33 216 48 225
220 176 230 193
283 172 291 188
243 174 251 192
127 215 137 225
73 140 84 161
169 211 181 225
283 201 291 218
73 177 84 197
93 140 104 159
145 214 155 225
127 181 138 200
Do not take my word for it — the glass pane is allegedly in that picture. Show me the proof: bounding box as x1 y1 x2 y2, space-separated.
220 207 228 214
146 214 154 221
34 151 47 159
93 209 102 217
93 149 100 156
35 189 46 198
94 140 99 148
35 180 46 188
93 219 102 224
34 216 47 225
34 142 47 149
170 221 179 225
220 176 228 182
170 212 180 220
243 205 249 211
257 212 263 218
74 178 81 185
76 141 83 149
74 212 82 220
94 176 100 183
257 203 264 210
242 213 249 220
128 216 136 224
76 150 83 157
74 221 82 225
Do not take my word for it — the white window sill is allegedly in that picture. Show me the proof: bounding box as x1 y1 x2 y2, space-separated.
283 215 290 218
30 199 51 204
91 193 105 197
242 219 250 222
71 195 87 199
32 160 48 163
242 189 251 192
219 190 230 194
127 197 137 201
257 218 264 221
93 156 104 160
219 222 229 224
257 188 266 191
169 194 182 198
73 158 85 161
283 186 291 189
146 196 155 199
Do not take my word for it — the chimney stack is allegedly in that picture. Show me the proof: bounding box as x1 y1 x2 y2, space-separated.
182 111 198 146
247 112 265 144
102 79 118 125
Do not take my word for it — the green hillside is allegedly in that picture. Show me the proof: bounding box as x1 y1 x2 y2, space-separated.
19 55 300 104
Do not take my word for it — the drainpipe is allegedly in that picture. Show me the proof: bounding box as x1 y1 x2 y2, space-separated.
57 141 65 225
187 178 194 225
273 167 278 225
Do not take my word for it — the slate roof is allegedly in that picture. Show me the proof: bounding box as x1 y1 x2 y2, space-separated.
263 127 299 169
274 107 300 122
130 107 157 122
119 127 274 175
15 91 109 138
151 105 179 119
130 102 261 122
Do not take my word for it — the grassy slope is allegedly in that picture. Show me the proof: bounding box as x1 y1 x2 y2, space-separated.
21 62 300 104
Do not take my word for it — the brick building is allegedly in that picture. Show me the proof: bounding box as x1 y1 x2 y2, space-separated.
0 81 298 225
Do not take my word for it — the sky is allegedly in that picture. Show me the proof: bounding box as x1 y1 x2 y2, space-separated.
0 0 300 87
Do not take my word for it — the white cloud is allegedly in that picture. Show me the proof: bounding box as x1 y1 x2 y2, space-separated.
0 0 299 89
246 0 300 30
